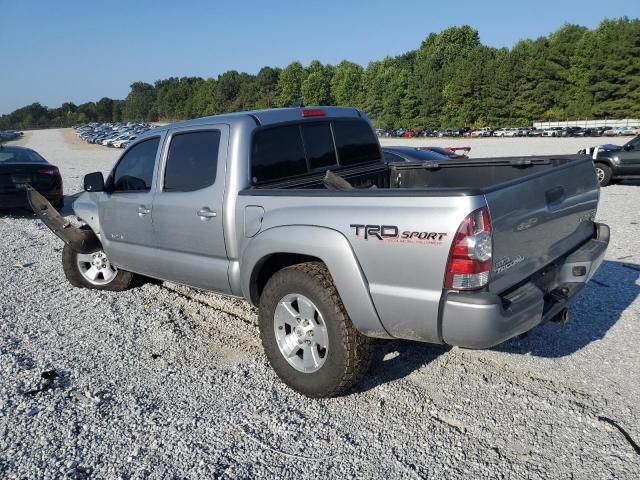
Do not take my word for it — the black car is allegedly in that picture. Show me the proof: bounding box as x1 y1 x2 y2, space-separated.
580 135 640 186
382 146 450 163
0 145 63 209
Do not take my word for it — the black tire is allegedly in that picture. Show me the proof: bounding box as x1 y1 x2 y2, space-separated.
594 163 612 187
62 243 136 291
258 262 373 398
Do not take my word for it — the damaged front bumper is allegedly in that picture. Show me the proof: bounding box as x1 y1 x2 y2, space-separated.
26 185 100 254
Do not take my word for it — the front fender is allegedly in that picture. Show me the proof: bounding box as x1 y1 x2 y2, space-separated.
26 185 100 254
240 225 391 339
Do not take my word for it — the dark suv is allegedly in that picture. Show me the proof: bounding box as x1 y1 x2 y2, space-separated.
587 135 640 186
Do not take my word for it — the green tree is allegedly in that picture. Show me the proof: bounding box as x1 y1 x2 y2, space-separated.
302 60 333 105
95 97 114 122
256 66 280 108
123 82 156 121
331 60 364 107
275 61 306 107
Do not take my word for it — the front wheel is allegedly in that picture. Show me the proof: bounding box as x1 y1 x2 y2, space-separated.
594 163 612 187
62 244 136 291
258 262 373 398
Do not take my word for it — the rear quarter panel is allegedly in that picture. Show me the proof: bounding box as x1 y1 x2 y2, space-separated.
236 193 484 342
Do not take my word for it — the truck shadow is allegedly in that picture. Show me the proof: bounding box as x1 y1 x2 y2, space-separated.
352 341 450 394
497 260 639 358
354 259 638 392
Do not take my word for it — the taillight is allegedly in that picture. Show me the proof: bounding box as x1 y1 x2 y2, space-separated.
302 108 326 117
38 166 60 176
444 207 492 290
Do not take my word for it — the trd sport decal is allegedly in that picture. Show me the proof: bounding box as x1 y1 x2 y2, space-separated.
350 224 447 245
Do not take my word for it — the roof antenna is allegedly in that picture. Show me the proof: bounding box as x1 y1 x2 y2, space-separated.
290 99 304 108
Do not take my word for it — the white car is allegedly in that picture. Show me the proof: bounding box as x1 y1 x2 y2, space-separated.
112 136 137 148
494 128 519 137
541 127 563 137
102 133 128 146
615 127 634 136
471 127 493 137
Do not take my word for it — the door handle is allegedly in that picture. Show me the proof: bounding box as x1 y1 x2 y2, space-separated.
138 205 151 216
197 207 217 219
545 186 565 206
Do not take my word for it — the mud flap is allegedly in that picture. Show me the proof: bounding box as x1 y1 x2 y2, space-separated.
26 185 101 254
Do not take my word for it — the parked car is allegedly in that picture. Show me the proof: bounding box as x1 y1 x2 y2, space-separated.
470 128 493 137
0 130 24 142
615 127 634 136
494 128 519 137
112 136 137 148
382 146 450 163
541 127 563 137
75 122 153 147
579 135 640 186
0 145 63 210
402 129 417 138
419 146 470 159
30 106 608 398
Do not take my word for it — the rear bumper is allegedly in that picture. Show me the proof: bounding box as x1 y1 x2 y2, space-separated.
0 190 62 209
441 223 609 349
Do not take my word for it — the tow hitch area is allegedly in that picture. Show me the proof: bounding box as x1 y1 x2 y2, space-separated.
26 185 100 254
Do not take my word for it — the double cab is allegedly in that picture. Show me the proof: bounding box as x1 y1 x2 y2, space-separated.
29 107 609 397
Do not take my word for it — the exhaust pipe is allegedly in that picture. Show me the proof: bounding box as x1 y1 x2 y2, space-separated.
551 308 570 325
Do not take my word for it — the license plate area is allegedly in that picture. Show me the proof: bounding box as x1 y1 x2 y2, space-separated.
11 175 30 189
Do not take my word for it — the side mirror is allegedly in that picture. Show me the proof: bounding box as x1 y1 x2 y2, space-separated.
83 172 105 192
623 144 633 151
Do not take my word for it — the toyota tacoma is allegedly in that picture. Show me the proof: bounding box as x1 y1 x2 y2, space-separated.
28 107 609 397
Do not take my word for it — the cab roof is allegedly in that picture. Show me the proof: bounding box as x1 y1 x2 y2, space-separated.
146 106 363 136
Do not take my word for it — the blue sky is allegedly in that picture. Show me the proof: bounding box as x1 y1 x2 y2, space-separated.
1 0 638 114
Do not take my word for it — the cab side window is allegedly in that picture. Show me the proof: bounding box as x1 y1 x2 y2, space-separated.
112 137 160 192
164 130 221 192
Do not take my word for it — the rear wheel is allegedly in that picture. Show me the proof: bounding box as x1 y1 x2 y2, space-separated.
62 244 136 291
594 163 612 187
258 262 372 398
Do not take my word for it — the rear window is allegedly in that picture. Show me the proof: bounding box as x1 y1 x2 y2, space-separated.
251 125 307 184
301 123 337 170
250 119 380 184
0 148 45 163
332 120 381 166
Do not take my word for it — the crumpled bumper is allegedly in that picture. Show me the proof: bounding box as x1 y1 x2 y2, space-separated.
26 185 100 254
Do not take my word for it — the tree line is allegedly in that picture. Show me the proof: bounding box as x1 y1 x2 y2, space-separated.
1 18 638 131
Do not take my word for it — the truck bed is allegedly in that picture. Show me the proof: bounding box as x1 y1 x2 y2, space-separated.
251 155 590 193
243 154 600 325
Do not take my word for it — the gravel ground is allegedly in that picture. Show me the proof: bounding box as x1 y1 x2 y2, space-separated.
1 129 639 479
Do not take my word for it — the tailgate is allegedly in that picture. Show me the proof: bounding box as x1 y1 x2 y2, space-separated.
485 157 600 293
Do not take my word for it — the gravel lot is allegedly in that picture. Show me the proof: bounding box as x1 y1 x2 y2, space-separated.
1 129 639 479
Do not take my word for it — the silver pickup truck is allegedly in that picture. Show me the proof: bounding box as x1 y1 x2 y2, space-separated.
29 107 609 397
